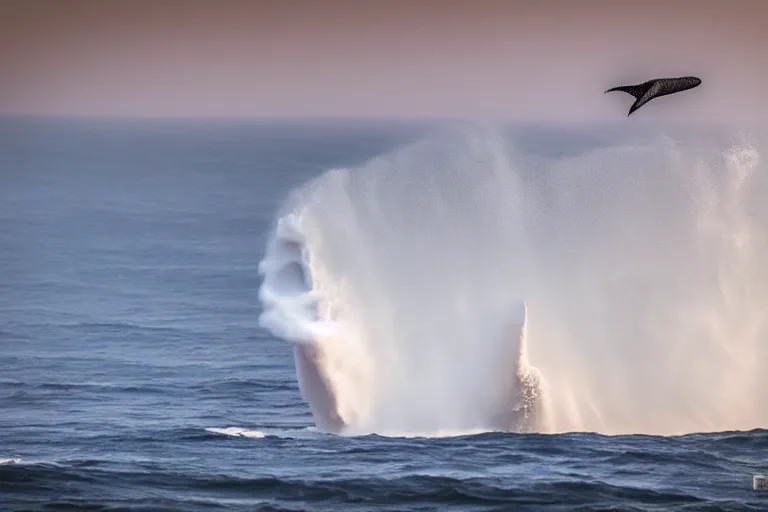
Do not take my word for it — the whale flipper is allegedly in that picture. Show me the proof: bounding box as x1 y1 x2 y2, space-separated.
606 76 701 116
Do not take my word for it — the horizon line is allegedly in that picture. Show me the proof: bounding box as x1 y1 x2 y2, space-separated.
0 113 750 129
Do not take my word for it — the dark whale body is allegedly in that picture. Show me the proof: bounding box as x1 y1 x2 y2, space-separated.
606 76 701 116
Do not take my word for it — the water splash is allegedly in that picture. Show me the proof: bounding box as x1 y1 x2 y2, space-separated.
258 123 768 436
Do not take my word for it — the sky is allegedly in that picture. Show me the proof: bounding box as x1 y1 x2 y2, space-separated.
0 0 765 121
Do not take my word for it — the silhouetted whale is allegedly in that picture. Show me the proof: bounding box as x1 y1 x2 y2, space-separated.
605 76 701 116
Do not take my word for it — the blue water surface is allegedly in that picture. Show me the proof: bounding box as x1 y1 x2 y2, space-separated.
1 118 766 511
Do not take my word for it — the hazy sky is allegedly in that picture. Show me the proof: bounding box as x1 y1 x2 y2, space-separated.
0 0 765 121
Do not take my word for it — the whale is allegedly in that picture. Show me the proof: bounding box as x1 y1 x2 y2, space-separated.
605 76 702 116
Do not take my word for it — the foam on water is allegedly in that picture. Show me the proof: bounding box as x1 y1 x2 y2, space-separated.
206 427 266 439
258 123 768 436
205 426 333 440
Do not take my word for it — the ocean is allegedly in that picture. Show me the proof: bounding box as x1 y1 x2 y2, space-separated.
1 117 767 511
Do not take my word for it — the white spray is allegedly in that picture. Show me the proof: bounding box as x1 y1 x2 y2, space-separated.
258 123 768 436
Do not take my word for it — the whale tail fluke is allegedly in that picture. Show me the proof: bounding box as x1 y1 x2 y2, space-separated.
604 83 650 99
605 82 654 117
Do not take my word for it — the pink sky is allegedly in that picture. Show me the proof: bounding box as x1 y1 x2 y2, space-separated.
0 0 765 121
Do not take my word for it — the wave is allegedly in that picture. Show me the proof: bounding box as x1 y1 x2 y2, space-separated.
0 463 710 510
5 429 767 510
258 122 768 436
